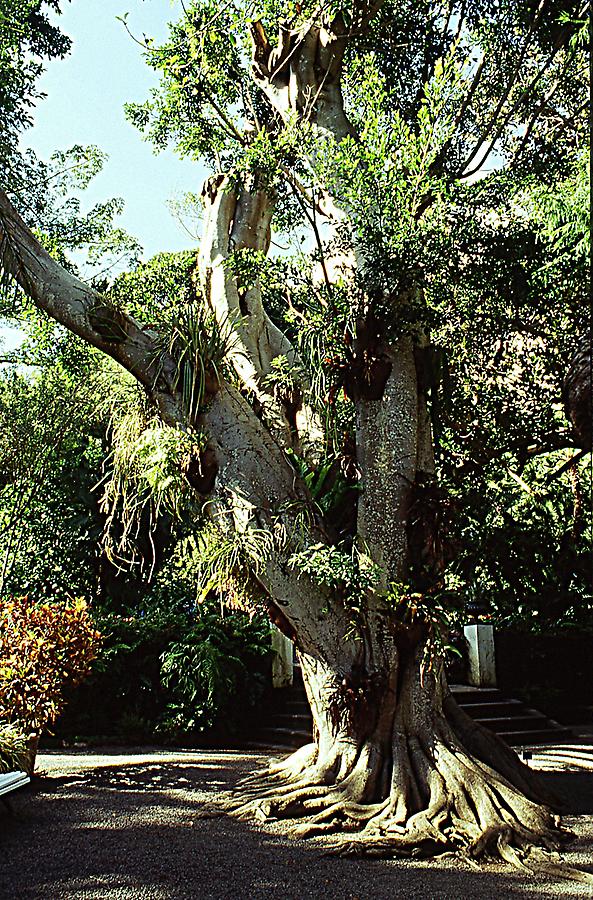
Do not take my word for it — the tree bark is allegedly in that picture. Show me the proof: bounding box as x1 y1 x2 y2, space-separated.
237 622 562 864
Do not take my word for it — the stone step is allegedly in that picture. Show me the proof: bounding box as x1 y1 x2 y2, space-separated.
498 728 574 746
255 680 575 750
450 687 503 704
285 700 310 714
461 700 524 718
270 712 312 728
258 727 312 748
477 714 549 732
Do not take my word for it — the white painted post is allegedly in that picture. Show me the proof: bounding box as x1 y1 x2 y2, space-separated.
464 623 497 687
271 627 294 687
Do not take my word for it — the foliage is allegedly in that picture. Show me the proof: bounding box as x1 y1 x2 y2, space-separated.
1 0 590 674
107 251 196 325
125 0 588 181
123 0 246 168
0 596 101 734
188 524 273 612
0 251 246 609
111 252 240 425
3 0 588 637
385 584 465 673
289 542 374 593
0 251 225 595
0 7 140 303
159 609 271 736
1 143 142 300
62 605 183 740
284 449 355 522
0 359 108 601
289 542 380 638
0 722 28 774
0 341 194 612
0 7 590 863
522 152 590 264
99 407 205 569
429 160 591 630
0 0 70 170
31 146 141 271
57 598 271 741
317 44 464 290
442 453 592 631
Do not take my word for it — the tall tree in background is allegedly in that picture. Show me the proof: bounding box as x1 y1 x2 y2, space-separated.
1 0 590 868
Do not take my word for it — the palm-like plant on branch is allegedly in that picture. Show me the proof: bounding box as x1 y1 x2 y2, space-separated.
0 0 590 875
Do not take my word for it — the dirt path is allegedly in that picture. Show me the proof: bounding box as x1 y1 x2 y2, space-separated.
0 747 592 899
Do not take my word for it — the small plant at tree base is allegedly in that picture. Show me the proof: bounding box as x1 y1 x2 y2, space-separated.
0 596 101 736
0 722 28 773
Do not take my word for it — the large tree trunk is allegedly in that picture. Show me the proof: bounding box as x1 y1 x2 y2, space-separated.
230 18 583 870
236 622 560 862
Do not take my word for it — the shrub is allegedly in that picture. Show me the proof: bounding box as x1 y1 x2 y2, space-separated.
57 608 182 739
0 597 101 735
158 611 272 737
54 603 272 742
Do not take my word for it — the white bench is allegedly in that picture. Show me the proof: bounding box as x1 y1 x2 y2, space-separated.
0 771 30 808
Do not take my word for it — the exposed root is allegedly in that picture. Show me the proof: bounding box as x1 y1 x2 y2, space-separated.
228 647 593 883
227 731 593 883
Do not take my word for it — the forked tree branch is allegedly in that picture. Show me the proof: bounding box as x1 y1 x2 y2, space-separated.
198 174 324 453
249 15 357 141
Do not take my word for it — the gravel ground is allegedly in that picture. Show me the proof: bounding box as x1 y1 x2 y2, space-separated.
0 746 592 900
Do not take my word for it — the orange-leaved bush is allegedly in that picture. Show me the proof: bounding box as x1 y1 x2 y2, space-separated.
0 597 101 735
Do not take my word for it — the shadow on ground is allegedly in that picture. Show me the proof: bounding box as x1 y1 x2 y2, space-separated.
0 750 591 900
539 770 593 815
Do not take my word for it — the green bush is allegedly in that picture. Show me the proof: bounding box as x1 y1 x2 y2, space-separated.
55 601 272 742
442 454 592 632
158 612 271 737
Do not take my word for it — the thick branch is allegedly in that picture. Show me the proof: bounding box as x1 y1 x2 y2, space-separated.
199 174 323 452
202 383 356 658
249 18 356 142
0 188 182 424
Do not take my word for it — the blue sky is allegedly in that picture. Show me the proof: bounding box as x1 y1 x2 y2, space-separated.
2 1 206 353
21 0 205 259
